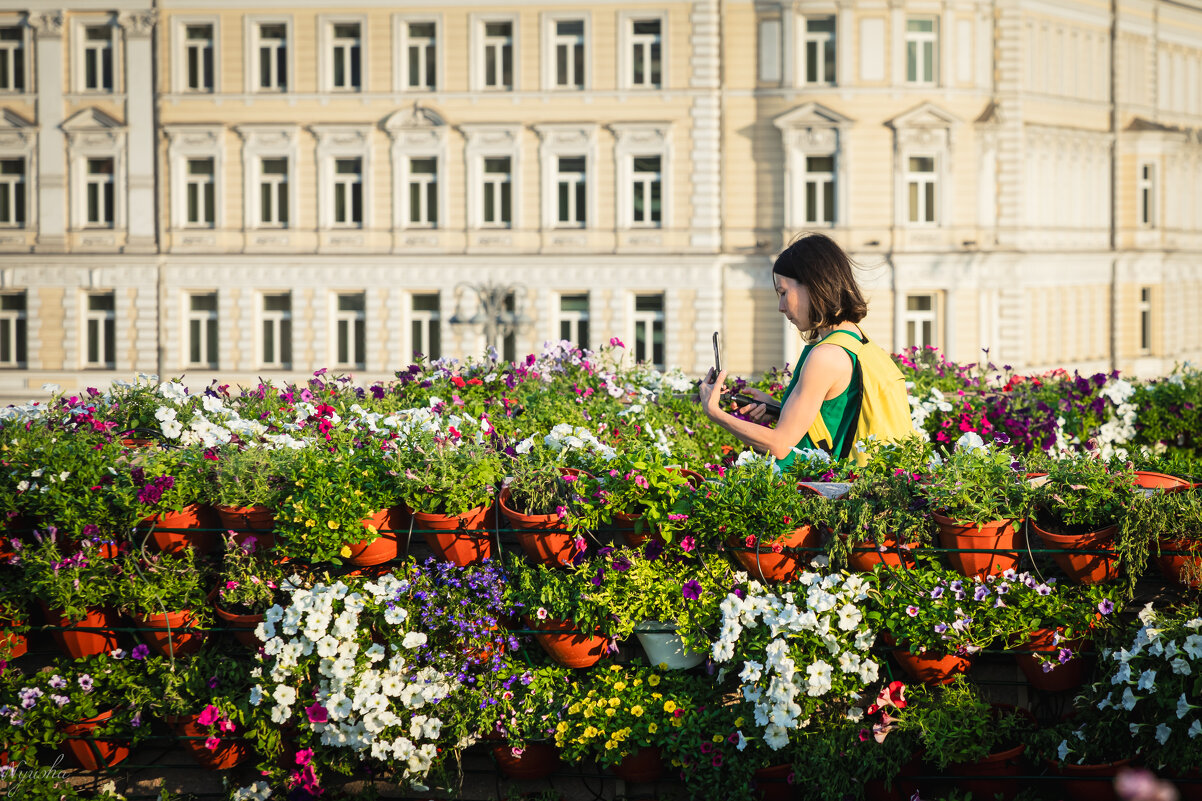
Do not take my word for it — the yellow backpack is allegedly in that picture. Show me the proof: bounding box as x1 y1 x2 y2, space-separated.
805 326 915 466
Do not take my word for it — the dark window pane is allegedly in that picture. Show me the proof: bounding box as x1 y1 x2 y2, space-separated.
409 183 420 223
500 183 511 223
575 181 586 224
578 320 589 348
558 183 568 222
103 318 115 364
354 319 365 364
823 181 834 223
206 320 218 365
428 319 440 359
634 295 663 312
413 294 438 311
263 320 274 362
280 319 292 365
426 182 437 224
87 319 99 363
424 45 435 88
337 320 349 364
190 319 202 363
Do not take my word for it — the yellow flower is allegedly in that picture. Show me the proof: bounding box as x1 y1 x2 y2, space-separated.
608 697 621 708
605 708 616 717
647 675 661 687
556 721 568 734
605 740 616 750
735 717 745 727
632 678 642 687
568 703 582 715
583 726 599 739
365 524 378 535
662 700 676 714
613 681 627 692
631 705 644 717
712 734 724 743
305 519 316 528
648 723 658 734
339 545 352 558
327 520 340 530
609 664 621 672
672 717 683 728
354 489 363 496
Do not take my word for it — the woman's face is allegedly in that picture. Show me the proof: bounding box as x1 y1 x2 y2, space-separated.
774 273 811 332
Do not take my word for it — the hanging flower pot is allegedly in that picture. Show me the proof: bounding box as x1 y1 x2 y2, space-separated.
846 535 921 572
1133 471 1191 490
526 616 609 668
942 742 1025 800
415 505 492 566
754 763 796 801
213 505 277 550
0 620 26 659
61 709 131 770
731 525 820 583
932 513 1022 578
1156 538 1202 589
174 715 251 770
345 506 409 567
1014 628 1090 693
213 602 264 650
1030 520 1120 584
610 745 665 783
1047 757 1130 801
492 741 563 780
615 512 665 549
133 608 206 657
41 603 121 659
633 620 705 670
882 633 972 685
141 504 222 555
499 487 579 567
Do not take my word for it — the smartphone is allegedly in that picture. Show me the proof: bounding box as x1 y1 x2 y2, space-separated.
732 393 782 419
707 332 721 384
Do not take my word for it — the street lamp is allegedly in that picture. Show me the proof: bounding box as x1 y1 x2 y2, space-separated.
449 281 530 359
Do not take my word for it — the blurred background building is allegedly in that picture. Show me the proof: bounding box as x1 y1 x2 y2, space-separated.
0 0 1200 403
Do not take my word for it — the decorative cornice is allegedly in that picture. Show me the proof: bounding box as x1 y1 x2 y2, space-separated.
29 10 64 38
117 10 156 38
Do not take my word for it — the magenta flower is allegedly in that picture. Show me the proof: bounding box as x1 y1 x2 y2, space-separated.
609 337 625 348
305 703 329 724
905 605 919 617
197 704 221 726
204 736 221 751
295 747 315 766
682 580 702 600
679 535 696 552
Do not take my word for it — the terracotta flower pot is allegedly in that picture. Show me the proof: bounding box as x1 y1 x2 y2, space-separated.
1014 628 1090 693
41 604 121 659
0 620 27 659
754 763 796 801
610 745 665 783
133 608 206 657
615 512 665 549
141 503 222 554
942 742 1025 800
174 714 251 770
846 535 921 572
345 506 409 566
492 741 562 780
213 505 277 550
526 616 609 668
883 633 972 685
1031 520 1120 584
213 602 264 649
499 487 579 567
1157 538 1202 589
1048 757 1130 801
61 709 131 770
415 505 492 565
731 525 821 582
932 513 1022 578
1133 471 1190 490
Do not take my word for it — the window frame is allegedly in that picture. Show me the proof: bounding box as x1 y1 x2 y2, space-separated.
904 16 938 86
244 16 293 94
802 15 837 86
83 291 116 369
405 155 439 228
535 123 598 231
0 156 27 228
1138 286 1152 353
902 292 939 351
0 290 27 368
801 154 837 225
256 156 290 228
630 292 666 371
165 125 223 233
1138 161 1157 228
83 156 117 228
386 107 449 232
319 15 366 94
172 16 219 94
611 123 671 231
409 291 441 361
237 125 300 232
312 125 372 232
76 19 117 94
258 291 293 370
394 14 442 93
0 19 32 95
462 124 522 231
905 153 939 226
541 12 590 91
332 291 367 370
184 291 219 369
618 11 667 91
470 13 518 93
184 156 216 228
556 292 590 351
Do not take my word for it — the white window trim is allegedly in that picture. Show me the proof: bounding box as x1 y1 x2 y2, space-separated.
72 15 121 95
555 291 590 350
165 125 223 231
64 112 126 231
461 124 522 230
1137 160 1157 228
82 291 116 369
904 16 939 87
902 292 939 350
618 10 668 91
800 154 837 225
0 290 27 367
611 122 671 230
1138 286 1152 353
385 107 449 231
393 14 442 93
889 105 955 229
540 12 591 92
469 13 519 93
407 291 442 361
800 13 837 86
171 15 219 94
774 104 852 230
903 152 941 226
330 291 367 369
318 15 367 94
183 291 219 369
258 291 292 369
236 125 300 231
0 16 33 96
244 15 293 95
629 293 666 370
534 124 598 230
0 109 37 231
311 125 372 230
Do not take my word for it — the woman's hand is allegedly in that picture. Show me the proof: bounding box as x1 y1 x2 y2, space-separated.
732 387 775 423
697 369 727 418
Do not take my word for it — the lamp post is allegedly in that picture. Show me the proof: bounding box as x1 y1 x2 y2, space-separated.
449 281 529 358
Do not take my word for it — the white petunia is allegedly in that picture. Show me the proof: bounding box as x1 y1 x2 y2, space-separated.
401 631 428 649
1156 723 1172 745
272 685 297 707
1137 669 1157 692
1190 719 1202 739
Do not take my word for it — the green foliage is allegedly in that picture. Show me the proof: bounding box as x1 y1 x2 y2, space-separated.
569 446 697 541
503 445 576 517
21 537 121 622
209 446 298 508
895 677 1034 771
503 554 624 637
1026 455 1136 533
607 551 735 653
215 537 287 615
921 447 1028 524
396 436 501 516
117 549 213 622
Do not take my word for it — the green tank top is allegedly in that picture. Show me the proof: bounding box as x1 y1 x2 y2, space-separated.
773 328 864 470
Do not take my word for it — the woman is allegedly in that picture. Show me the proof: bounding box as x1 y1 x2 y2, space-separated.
698 233 871 469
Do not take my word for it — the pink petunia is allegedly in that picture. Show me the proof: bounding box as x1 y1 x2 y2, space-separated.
197 704 221 726
204 736 221 751
305 702 329 724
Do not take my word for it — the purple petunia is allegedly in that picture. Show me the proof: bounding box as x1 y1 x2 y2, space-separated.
131 644 150 661
933 623 948 634
612 557 631 573
930 587 944 600
77 675 94 692
1098 599 1114 615
973 586 990 602
682 580 702 601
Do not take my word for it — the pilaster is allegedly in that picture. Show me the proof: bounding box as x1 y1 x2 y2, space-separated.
689 0 721 250
31 11 66 253
118 10 157 253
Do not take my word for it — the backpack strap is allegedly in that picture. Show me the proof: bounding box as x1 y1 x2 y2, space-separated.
803 327 865 457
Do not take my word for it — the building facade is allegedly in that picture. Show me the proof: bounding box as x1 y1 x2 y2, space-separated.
0 0 1200 403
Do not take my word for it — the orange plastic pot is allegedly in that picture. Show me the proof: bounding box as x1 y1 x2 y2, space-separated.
213 505 277 550
846 536 921 572
133 608 206 657
174 714 251 770
492 742 562 780
41 604 121 659
754 763 796 801
1157 538 1202 589
731 526 820 583
932 513 1022 578
141 503 222 554
1133 471 1190 490
415 505 491 565
526 616 609 668
883 633 972 685
499 487 579 567
611 746 665 783
1031 520 1120 584
942 743 1025 800
61 709 131 770
1014 628 1090 693
213 602 264 649
0 620 26 659
345 506 409 566
1048 758 1130 801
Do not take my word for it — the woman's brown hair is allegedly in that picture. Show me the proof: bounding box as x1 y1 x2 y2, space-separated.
771 232 868 341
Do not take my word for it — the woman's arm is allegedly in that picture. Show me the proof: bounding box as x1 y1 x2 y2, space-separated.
698 345 852 460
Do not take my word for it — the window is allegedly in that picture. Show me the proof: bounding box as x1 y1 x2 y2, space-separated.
84 292 116 368
256 23 287 91
903 294 937 350
1139 287 1152 352
906 156 937 224
631 156 662 227
0 159 25 227
405 21 436 90
0 26 25 92
632 294 665 370
184 24 214 91
185 158 215 227
85 158 115 227
555 156 587 227
260 293 292 368
905 18 937 85
554 19 585 89
758 19 781 83
411 293 440 360
804 17 836 84
1138 162 1156 227
558 294 589 350
258 157 289 227
332 158 363 227
334 292 366 369
407 157 438 227
482 156 512 227
629 19 662 88
803 155 835 224
502 291 517 363
482 21 513 90
0 292 26 367
329 22 361 91
186 292 218 368
83 25 114 91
